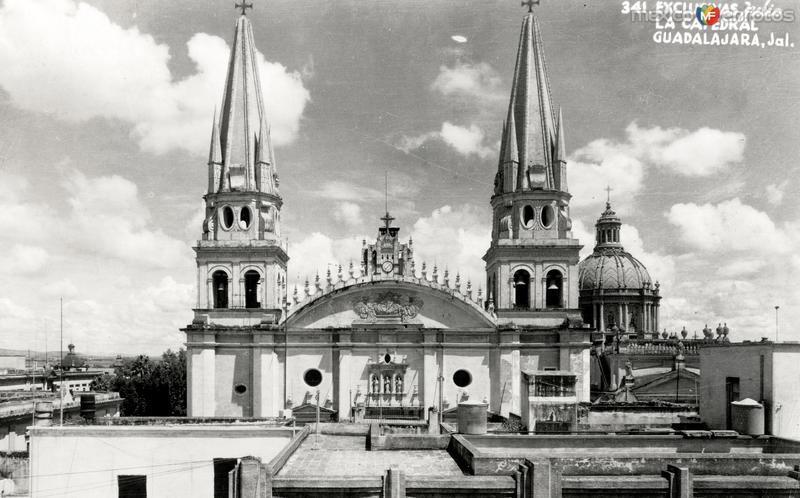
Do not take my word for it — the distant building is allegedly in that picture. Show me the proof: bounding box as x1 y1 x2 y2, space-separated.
0 356 26 372
700 341 800 439
48 343 105 393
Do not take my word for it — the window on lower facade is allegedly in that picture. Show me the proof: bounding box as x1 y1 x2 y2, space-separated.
118 475 147 498
534 375 576 397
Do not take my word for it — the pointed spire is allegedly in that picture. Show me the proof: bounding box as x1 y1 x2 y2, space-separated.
498 11 559 192
215 13 277 193
208 107 222 166
555 107 566 163
553 107 567 191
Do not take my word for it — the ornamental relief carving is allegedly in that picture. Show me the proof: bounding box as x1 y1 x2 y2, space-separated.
352 292 423 323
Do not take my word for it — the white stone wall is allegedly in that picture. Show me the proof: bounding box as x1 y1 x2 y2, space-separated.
30 426 292 498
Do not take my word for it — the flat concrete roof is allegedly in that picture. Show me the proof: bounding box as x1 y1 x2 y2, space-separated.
277 434 466 477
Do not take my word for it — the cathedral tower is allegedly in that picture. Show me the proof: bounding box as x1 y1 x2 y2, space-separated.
185 7 288 417
483 9 582 319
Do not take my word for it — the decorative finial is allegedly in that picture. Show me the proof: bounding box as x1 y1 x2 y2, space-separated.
605 185 613 208
235 0 253 15
521 0 539 13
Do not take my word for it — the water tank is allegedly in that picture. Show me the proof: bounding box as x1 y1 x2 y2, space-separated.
34 401 53 427
731 398 764 436
457 401 487 435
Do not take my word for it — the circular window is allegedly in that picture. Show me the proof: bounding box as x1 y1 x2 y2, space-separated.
453 369 472 388
541 205 554 228
384 353 392 364
234 384 247 395
239 206 252 229
522 205 534 228
220 206 234 230
303 368 322 387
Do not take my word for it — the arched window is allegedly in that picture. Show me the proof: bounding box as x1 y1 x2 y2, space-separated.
513 269 530 309
212 271 228 309
371 250 377 271
244 270 261 308
546 270 563 308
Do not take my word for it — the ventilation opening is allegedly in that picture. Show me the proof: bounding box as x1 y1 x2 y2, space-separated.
453 369 472 388
304 368 322 387
244 270 260 308
541 205 554 228
234 384 247 395
239 206 252 229
220 206 234 230
522 205 534 227
513 269 530 309
212 270 228 309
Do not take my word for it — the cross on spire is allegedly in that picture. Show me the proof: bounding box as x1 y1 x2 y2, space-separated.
381 171 395 231
605 185 613 207
235 0 253 15
521 0 539 13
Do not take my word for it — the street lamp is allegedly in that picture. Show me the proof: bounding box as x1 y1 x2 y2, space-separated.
775 305 780 342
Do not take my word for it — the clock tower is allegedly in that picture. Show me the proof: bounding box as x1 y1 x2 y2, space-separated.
361 211 415 277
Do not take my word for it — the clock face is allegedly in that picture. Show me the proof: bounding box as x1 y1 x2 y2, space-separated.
382 260 394 273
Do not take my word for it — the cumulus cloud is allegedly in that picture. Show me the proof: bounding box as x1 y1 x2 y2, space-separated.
431 62 503 102
8 245 49 274
667 198 790 253
765 181 788 206
333 202 363 227
569 122 746 211
288 233 365 288
0 0 310 155
0 169 195 354
408 205 490 289
400 122 495 159
64 171 191 268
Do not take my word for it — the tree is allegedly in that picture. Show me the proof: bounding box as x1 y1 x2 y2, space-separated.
91 349 186 416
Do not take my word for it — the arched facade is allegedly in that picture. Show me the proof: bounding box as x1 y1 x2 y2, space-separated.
182 8 594 422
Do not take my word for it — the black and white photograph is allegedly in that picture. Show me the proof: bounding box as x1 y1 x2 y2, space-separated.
0 0 799 496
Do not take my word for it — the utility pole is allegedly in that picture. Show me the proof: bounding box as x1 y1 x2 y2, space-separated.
59 298 64 426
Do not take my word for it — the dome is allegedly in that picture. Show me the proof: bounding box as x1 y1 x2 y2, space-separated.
578 248 652 291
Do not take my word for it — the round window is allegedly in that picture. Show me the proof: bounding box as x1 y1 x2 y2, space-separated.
234 384 247 395
522 205 534 228
220 206 234 230
453 369 472 388
541 205 554 228
239 206 252 229
384 353 392 364
303 368 322 387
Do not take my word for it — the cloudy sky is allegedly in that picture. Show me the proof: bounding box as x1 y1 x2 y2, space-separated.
0 0 798 355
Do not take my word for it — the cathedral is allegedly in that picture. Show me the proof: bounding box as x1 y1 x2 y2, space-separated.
182 5 657 422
